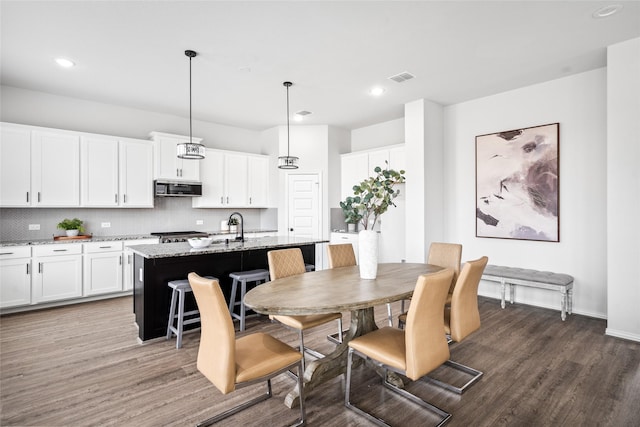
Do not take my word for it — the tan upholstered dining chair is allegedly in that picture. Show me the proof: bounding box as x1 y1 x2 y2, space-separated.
428 255 488 394
188 273 305 427
345 268 455 426
327 243 357 269
398 242 463 327
268 248 343 371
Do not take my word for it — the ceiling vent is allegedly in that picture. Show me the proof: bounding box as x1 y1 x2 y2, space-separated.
296 110 312 116
388 71 415 83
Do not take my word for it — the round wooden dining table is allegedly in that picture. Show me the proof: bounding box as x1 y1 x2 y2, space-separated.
244 262 443 408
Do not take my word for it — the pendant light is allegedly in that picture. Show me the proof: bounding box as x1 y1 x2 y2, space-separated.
278 81 299 169
177 49 205 160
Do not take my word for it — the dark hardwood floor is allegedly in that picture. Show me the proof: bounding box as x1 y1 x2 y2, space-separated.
1 296 639 426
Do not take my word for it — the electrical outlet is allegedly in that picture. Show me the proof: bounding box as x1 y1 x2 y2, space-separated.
196 219 204 225
101 222 111 228
28 224 40 231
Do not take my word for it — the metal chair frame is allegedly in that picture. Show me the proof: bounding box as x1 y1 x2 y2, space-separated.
345 347 451 427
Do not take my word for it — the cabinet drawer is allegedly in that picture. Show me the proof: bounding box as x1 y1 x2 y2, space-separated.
83 241 124 253
0 246 31 259
33 244 82 257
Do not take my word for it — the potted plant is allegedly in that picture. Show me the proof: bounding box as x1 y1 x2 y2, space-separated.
57 218 85 237
343 163 405 278
227 217 239 233
339 198 363 232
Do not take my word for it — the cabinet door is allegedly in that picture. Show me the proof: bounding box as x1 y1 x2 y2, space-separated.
32 255 83 303
154 136 200 181
388 146 406 171
368 150 389 175
192 149 225 207
120 139 154 207
0 124 31 207
81 135 119 206
341 153 368 200
31 130 80 206
224 153 248 206
84 252 123 296
0 258 31 308
247 155 269 207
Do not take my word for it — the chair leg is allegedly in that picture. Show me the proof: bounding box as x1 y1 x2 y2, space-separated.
424 359 483 394
239 280 247 331
166 288 177 340
386 303 393 327
345 348 451 427
176 289 185 349
197 380 273 427
298 329 306 373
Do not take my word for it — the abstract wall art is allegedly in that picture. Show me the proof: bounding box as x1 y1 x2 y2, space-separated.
476 123 560 242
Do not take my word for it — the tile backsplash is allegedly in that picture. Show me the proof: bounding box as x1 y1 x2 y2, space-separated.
0 197 277 241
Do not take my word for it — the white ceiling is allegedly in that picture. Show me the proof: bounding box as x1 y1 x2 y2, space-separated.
1 1 639 131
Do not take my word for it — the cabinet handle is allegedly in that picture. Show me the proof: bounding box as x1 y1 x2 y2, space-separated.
176 168 179 177
119 255 122 265
249 197 252 204
53 249 68 252
26 263 30 275
128 254 132 265
115 194 118 203
226 196 229 204
123 194 127 204
37 192 41 202
139 268 143 282
38 262 42 273
0 252 13 256
26 192 29 203
99 246 112 249
220 196 223 204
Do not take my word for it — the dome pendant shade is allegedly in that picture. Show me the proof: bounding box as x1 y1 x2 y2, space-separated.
278 81 299 170
177 49 205 160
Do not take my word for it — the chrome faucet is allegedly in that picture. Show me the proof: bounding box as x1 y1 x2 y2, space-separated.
228 212 244 242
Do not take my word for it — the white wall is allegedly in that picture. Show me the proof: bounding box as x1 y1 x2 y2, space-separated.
0 85 262 153
351 118 404 151
606 38 640 340
444 68 608 318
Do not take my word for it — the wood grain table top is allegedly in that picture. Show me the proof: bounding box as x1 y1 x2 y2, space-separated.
244 263 443 315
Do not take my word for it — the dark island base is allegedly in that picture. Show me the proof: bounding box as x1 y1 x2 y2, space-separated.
133 245 315 341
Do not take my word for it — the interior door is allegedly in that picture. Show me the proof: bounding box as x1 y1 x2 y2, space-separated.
287 174 321 238
287 173 323 268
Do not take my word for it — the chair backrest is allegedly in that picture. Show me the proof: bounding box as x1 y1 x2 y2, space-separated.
404 268 454 381
427 242 463 294
188 272 236 394
327 243 357 268
267 248 306 280
447 256 489 343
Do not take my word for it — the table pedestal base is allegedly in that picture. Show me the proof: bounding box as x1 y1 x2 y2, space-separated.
285 306 401 408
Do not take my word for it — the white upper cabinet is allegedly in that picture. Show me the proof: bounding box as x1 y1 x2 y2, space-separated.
193 148 269 208
81 136 154 207
119 139 154 207
81 135 119 206
341 152 368 200
150 132 201 182
0 123 31 206
368 150 389 175
31 129 80 207
247 155 269 207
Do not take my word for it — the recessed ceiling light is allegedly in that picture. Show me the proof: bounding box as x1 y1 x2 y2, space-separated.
293 114 304 122
592 4 623 18
369 86 386 97
55 58 75 68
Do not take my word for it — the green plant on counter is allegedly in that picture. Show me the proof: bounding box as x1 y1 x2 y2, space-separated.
339 197 363 225
227 217 239 226
57 218 85 233
343 162 405 230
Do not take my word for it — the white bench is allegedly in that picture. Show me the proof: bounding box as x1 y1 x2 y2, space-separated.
481 265 574 321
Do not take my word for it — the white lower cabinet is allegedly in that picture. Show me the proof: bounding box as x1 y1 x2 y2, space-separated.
83 242 124 296
32 244 83 303
0 246 32 308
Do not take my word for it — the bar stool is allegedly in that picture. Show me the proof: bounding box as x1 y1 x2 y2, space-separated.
166 276 216 349
228 269 270 331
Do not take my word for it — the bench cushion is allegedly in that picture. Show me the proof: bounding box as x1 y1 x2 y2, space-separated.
483 265 573 286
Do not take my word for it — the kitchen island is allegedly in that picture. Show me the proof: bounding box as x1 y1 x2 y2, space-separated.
129 236 327 342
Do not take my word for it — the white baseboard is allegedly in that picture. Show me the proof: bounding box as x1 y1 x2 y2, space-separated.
605 328 640 342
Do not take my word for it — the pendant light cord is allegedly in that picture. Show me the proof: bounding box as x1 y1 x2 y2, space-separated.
189 54 192 145
286 83 290 156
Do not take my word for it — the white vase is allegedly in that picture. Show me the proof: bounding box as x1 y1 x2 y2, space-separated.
358 230 379 279
230 225 238 233
347 223 356 232
66 229 79 237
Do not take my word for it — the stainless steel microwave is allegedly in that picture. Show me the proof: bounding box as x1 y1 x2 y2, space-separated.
154 180 202 197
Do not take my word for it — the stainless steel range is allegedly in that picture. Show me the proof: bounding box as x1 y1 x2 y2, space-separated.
150 231 209 243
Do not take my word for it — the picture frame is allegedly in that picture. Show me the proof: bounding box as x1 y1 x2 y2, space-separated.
476 122 560 242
